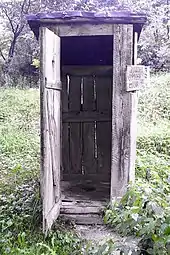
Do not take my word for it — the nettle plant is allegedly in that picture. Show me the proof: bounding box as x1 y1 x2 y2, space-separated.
104 178 170 254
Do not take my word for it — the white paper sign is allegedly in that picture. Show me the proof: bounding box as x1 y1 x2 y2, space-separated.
126 65 150 91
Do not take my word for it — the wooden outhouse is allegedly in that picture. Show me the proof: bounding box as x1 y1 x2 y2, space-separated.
27 11 147 232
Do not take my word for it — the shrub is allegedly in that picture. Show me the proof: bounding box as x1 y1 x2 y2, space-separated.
104 73 170 254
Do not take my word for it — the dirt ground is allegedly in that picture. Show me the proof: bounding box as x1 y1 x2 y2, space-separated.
75 225 140 254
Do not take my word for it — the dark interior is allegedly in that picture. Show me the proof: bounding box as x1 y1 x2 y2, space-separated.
61 35 113 66
61 35 113 205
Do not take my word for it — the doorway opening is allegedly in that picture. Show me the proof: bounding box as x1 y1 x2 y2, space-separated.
61 36 113 221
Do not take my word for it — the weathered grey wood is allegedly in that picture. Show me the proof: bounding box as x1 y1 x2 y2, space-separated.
40 27 61 233
60 205 103 214
82 76 97 174
128 31 138 183
62 66 112 76
129 93 137 183
61 200 107 207
63 174 110 182
45 81 62 90
111 24 133 201
53 24 113 36
63 111 111 122
46 200 62 230
69 76 82 174
60 214 103 225
134 32 138 66
61 179 110 202
62 75 70 174
96 76 112 176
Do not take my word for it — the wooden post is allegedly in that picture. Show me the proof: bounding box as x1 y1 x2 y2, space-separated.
129 32 138 183
111 24 133 202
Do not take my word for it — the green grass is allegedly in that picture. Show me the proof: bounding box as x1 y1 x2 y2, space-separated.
0 88 40 187
0 88 115 255
0 73 170 254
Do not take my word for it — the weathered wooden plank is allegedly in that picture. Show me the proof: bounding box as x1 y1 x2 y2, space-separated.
82 76 97 174
69 76 82 174
40 27 61 233
46 89 61 199
63 111 111 122
60 214 104 225
46 200 62 231
111 24 133 201
60 206 103 214
96 76 112 177
62 174 111 182
129 93 137 183
62 75 70 174
61 200 107 207
128 31 138 183
133 32 138 65
62 66 112 76
51 24 113 37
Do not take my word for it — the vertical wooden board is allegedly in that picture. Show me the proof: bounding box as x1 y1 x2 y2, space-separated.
129 31 138 183
40 27 61 233
44 90 55 220
111 24 133 200
44 88 61 232
96 76 112 178
82 76 96 174
129 92 137 183
69 76 82 174
62 75 70 175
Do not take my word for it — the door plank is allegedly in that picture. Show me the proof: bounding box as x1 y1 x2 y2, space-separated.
69 76 82 174
96 76 112 178
40 27 61 233
62 75 70 174
82 76 97 174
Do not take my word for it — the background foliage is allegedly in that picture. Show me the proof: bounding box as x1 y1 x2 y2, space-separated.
0 0 170 86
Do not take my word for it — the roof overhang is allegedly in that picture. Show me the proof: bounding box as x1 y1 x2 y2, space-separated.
27 11 147 39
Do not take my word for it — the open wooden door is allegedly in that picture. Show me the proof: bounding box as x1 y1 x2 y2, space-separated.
40 27 61 233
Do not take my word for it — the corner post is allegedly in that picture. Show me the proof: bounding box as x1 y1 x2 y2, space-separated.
111 24 133 202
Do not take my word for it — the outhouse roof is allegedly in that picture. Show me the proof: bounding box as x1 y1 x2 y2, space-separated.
27 11 147 38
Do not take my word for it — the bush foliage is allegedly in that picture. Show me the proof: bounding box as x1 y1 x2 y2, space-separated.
104 73 170 254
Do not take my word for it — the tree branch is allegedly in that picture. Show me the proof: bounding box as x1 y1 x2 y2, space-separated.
0 49 6 61
2 7 15 34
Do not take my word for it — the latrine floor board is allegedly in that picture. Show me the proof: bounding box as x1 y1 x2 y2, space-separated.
60 180 110 225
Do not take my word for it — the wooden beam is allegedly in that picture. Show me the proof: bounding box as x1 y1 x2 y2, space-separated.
62 66 112 76
63 174 110 182
62 111 111 123
111 24 133 201
54 24 113 36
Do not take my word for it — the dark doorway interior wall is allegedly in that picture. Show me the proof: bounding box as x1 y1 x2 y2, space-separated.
61 35 113 66
61 35 113 184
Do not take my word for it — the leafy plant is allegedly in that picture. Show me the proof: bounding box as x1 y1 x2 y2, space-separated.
104 74 170 254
